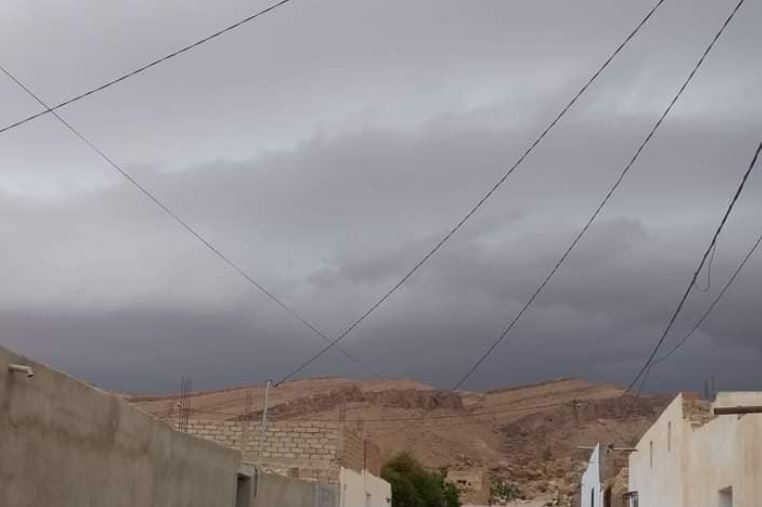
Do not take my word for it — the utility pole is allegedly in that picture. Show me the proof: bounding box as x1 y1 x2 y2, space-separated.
258 379 272 463
240 388 253 458
176 377 192 432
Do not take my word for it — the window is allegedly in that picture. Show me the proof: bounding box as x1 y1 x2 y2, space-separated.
623 492 639 507
668 421 672 452
590 487 594 507
649 440 654 468
719 487 733 507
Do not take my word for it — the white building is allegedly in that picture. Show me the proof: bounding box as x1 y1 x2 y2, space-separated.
579 442 628 507
580 444 604 507
340 467 391 507
627 392 762 507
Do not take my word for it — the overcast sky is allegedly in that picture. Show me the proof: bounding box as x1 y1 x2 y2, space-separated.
1 0 761 394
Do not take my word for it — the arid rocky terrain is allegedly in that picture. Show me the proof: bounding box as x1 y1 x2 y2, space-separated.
128 377 670 500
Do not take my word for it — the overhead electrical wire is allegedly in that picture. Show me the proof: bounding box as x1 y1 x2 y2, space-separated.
695 243 717 292
275 0 668 385
0 63 382 380
0 0 295 136
625 139 762 394
652 230 762 365
3 0 748 400
450 0 748 391
185 398 577 422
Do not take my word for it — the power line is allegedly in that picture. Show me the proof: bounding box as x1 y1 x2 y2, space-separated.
653 229 762 365
625 139 762 394
185 398 576 422
363 394 651 432
275 0 668 385
0 63 381 380
0 0 295 136
695 242 717 292
451 0 748 391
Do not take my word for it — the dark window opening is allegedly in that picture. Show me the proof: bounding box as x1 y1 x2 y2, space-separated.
719 486 733 507
622 491 639 507
668 421 672 452
236 473 252 507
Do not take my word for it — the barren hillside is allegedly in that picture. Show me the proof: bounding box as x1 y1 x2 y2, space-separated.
128 377 669 500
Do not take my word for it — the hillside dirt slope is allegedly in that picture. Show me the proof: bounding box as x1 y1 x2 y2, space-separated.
128 377 669 501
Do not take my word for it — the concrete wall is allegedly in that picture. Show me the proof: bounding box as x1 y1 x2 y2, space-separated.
580 444 602 507
629 394 698 507
363 471 392 507
629 392 762 507
252 471 338 507
339 467 391 507
684 392 762 507
0 346 241 507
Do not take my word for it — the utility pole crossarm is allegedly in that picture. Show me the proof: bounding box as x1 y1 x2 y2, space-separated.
714 406 762 415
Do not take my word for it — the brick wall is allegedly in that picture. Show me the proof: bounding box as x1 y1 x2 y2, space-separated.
338 430 383 475
340 429 364 473
364 439 383 476
185 418 384 482
187 419 338 458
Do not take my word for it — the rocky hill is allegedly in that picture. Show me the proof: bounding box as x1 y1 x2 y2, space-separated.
127 377 670 501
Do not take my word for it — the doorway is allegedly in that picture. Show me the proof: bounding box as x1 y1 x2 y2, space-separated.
236 473 252 507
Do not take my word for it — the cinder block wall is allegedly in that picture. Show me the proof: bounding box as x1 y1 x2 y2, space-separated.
188 419 340 460
186 418 384 480
338 429 383 475
187 419 342 481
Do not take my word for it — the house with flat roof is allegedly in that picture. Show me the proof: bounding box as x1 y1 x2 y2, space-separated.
625 392 762 507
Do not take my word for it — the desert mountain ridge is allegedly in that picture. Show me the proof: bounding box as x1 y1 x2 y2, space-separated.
127 376 671 499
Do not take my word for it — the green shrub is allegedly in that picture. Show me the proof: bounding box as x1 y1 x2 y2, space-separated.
381 452 461 507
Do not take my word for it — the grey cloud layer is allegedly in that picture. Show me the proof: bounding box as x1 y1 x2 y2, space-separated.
1 0 760 393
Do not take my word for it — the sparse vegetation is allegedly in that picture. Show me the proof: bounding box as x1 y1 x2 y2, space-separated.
381 452 460 507
489 476 522 505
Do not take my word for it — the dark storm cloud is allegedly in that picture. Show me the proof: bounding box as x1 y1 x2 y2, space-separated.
1 0 761 393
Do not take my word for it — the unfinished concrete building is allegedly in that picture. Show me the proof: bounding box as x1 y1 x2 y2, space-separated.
183 417 391 507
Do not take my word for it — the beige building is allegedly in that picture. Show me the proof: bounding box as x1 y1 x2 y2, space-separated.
627 392 762 507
